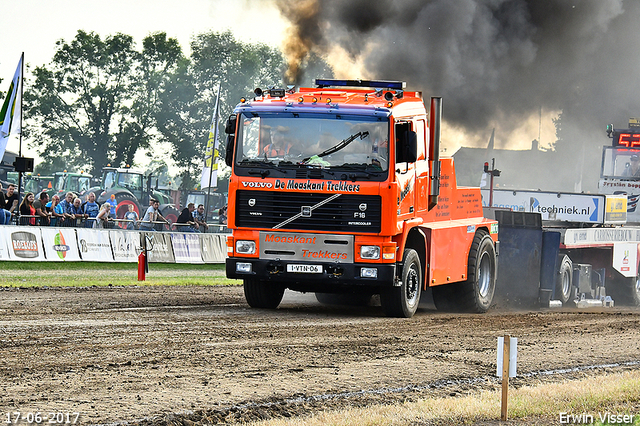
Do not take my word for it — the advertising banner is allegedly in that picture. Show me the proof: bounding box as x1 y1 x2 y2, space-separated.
171 233 204 264
481 189 605 224
0 227 12 260
110 230 140 263
76 228 113 262
41 228 81 261
201 233 227 263
144 232 175 263
6 226 45 261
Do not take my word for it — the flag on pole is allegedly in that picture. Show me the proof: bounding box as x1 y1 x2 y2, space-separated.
200 85 221 189
0 54 23 162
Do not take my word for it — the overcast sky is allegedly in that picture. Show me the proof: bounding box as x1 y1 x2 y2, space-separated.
1 0 287 159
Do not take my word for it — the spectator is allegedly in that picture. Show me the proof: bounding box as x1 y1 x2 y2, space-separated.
19 192 36 226
5 184 18 215
218 205 228 225
124 204 139 230
192 204 209 233
58 192 76 226
176 203 198 232
33 192 51 226
82 192 100 228
139 198 169 231
106 194 117 219
94 202 111 229
48 195 64 226
0 183 12 225
71 197 87 226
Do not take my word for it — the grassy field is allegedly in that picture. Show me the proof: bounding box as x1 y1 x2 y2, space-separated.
0 261 242 287
249 370 640 426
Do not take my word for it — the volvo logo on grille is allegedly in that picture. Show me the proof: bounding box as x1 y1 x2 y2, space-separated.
301 206 312 217
359 203 367 211
248 198 256 207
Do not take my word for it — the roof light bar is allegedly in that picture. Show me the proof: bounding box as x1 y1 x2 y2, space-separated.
315 79 406 90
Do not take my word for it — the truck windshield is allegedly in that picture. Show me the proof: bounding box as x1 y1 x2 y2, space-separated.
235 113 389 172
601 147 640 179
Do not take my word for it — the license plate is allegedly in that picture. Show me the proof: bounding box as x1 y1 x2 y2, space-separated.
287 264 322 274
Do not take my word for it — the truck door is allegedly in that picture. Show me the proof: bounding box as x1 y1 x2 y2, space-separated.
395 121 417 218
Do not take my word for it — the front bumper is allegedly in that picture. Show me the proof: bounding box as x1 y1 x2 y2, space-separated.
226 257 396 291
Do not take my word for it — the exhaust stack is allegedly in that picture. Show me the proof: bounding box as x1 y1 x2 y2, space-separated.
428 97 442 210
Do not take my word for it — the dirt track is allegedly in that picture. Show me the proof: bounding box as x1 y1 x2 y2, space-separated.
1 285 639 425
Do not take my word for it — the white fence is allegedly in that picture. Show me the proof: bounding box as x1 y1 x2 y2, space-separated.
0 226 228 263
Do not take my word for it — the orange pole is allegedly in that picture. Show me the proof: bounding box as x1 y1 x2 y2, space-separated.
138 251 146 281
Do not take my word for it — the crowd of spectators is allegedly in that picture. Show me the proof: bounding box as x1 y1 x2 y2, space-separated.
0 184 226 233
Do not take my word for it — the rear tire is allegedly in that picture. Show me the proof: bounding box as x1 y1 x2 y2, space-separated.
381 249 422 318
458 230 497 313
244 278 285 309
555 254 573 304
608 274 640 306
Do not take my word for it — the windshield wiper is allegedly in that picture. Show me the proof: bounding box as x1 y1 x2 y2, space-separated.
301 131 369 164
238 159 286 177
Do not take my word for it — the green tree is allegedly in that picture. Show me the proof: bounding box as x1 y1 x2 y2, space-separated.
156 30 286 192
25 30 182 175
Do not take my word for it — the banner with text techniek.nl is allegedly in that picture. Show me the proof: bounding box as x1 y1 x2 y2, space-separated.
6 226 45 261
41 228 81 261
200 233 227 263
76 228 113 261
109 230 140 262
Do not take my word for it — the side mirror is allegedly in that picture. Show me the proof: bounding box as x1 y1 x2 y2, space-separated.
225 115 237 134
225 135 235 167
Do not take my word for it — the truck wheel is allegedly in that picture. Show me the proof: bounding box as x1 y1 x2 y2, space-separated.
555 254 573 304
244 278 285 309
458 230 496 313
381 249 422 318
609 274 640 306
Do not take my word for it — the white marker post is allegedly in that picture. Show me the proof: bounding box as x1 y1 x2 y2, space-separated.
497 335 517 421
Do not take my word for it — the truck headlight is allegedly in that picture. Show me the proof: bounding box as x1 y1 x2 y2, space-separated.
235 240 256 254
360 245 380 260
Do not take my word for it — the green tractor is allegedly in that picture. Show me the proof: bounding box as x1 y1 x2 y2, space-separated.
43 171 92 199
90 167 179 224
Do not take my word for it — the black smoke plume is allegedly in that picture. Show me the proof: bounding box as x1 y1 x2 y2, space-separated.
276 0 638 192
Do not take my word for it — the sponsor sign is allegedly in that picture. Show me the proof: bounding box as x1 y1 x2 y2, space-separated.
76 228 113 262
605 195 627 224
0 227 11 260
171 233 204 264
241 179 361 193
109 230 139 262
259 231 353 262
612 243 640 278
200 233 226 263
144 232 175 263
41 228 81 261
564 227 640 247
481 189 604 224
7 227 45 261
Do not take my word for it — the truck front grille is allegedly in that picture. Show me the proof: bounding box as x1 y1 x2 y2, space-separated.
235 190 381 233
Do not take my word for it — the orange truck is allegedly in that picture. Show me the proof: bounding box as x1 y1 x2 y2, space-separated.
224 79 499 317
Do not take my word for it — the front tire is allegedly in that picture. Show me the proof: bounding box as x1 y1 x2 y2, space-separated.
381 249 422 318
244 278 285 309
